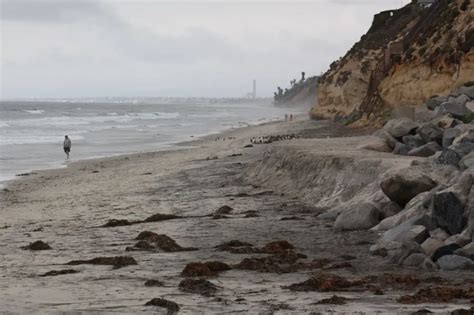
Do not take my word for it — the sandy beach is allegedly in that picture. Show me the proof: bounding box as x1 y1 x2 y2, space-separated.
0 117 472 314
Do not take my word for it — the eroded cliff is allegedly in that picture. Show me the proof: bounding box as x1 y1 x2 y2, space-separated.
310 0 473 122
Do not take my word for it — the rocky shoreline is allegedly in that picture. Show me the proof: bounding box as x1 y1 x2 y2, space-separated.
0 117 472 313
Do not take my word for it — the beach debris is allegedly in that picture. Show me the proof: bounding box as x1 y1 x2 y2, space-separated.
262 240 294 253
40 269 79 277
101 219 134 227
182 262 216 277
315 295 349 305
228 153 242 157
21 240 52 251
178 279 218 296
285 273 358 292
145 298 180 314
206 156 218 160
143 213 180 223
244 144 253 148
181 261 230 277
128 231 196 252
144 279 164 287
16 172 37 177
280 216 303 221
214 205 233 215
397 286 474 304
212 214 230 220
250 134 299 145
215 240 257 254
66 256 137 268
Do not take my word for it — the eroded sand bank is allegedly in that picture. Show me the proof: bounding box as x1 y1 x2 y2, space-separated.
0 118 472 313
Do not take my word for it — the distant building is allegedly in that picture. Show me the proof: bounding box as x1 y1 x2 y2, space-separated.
417 0 436 9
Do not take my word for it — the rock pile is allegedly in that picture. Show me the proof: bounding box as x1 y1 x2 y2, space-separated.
360 85 474 271
371 84 474 162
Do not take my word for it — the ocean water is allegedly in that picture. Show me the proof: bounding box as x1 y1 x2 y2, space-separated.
0 98 303 183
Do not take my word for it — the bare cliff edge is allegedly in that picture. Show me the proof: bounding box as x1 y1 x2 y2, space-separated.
310 0 473 121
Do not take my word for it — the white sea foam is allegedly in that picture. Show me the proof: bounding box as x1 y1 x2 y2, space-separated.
22 109 45 114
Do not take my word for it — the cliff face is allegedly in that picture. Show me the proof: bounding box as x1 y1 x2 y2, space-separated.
310 0 474 121
274 76 319 108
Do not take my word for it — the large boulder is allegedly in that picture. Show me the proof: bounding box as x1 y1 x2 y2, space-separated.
381 217 431 245
334 203 380 231
373 193 432 231
442 128 462 148
436 149 461 167
421 237 444 256
432 191 466 235
431 243 462 262
449 141 474 159
426 95 448 110
454 242 474 260
408 142 442 157
402 253 428 267
435 101 471 119
380 202 402 219
357 137 392 153
452 86 474 99
449 94 471 106
433 115 457 130
460 152 474 170
372 130 398 149
392 142 410 155
402 134 425 149
437 255 474 270
381 172 437 207
387 241 424 265
417 123 443 144
383 118 418 138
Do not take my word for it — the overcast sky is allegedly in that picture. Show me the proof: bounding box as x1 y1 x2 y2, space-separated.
0 0 411 99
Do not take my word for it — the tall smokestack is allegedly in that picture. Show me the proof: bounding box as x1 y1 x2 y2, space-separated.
253 79 256 99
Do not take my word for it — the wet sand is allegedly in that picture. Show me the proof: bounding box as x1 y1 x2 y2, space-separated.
0 117 472 314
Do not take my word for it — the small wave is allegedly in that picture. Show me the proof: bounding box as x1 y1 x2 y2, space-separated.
22 109 45 114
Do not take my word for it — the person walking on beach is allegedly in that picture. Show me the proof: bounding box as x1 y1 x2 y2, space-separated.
63 135 72 159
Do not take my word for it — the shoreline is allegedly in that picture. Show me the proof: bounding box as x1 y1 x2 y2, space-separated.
0 116 471 313
0 114 306 189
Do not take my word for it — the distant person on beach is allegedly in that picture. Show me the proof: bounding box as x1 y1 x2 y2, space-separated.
290 114 293 121
63 135 72 159
285 114 288 122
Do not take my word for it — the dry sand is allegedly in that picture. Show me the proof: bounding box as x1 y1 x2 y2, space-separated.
0 117 472 314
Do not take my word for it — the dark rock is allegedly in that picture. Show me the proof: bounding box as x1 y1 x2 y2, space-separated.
21 240 52 251
381 172 436 207
334 202 380 231
431 244 462 262
432 192 465 235
244 144 253 148
178 278 218 296
435 102 471 119
417 123 443 144
39 269 78 277
436 149 461 167
412 309 433 314
442 128 462 148
451 309 474 315
380 202 403 219
449 141 474 158
215 240 254 249
262 240 294 253
393 142 410 155
426 96 448 110
144 279 164 287
316 295 348 305
181 262 216 277
437 255 474 270
402 134 425 149
212 214 229 219
145 298 179 314
205 261 231 272
132 231 196 252
383 118 418 138
453 86 474 99
285 273 357 292
407 142 442 157
101 219 133 227
143 213 180 222
214 205 233 215
66 256 137 268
